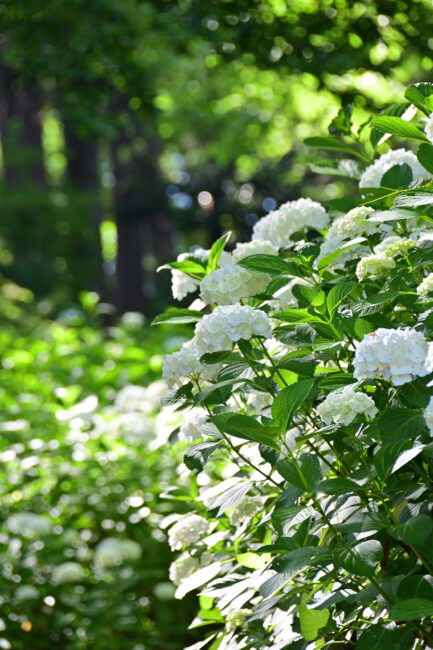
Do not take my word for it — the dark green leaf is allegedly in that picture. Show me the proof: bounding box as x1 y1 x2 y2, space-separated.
277 453 321 491
211 413 280 450
389 514 433 545
327 282 355 318
381 163 413 189
334 540 383 577
278 356 316 377
355 624 401 650
378 408 425 440
237 254 300 276
417 143 433 174
184 441 221 472
389 598 433 621
272 379 315 432
315 478 359 496
271 506 315 535
317 237 366 273
405 83 433 115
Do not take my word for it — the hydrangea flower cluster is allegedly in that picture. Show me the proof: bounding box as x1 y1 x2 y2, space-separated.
169 551 212 586
417 272 433 296
356 236 416 281
353 328 429 385
168 514 210 551
194 304 272 353
94 538 142 568
52 562 85 584
359 148 428 188
229 495 263 526
426 112 433 145
232 239 278 262
171 253 201 301
200 265 269 306
252 198 329 249
317 385 378 425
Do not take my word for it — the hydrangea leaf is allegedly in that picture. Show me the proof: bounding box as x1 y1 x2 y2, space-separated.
298 605 330 642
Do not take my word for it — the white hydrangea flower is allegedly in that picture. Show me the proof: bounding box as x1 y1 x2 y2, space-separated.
374 235 415 257
229 495 263 526
162 342 203 389
169 554 199 586
109 412 155 443
194 305 272 354
417 273 433 296
200 265 269 306
51 562 85 584
425 112 433 145
169 551 212 586
335 206 376 238
232 239 279 262
355 252 395 281
14 585 39 601
317 385 377 426
247 391 273 412
356 236 415 280
94 538 142 568
172 269 200 301
7 513 51 536
178 409 208 441
168 514 210 550
359 148 428 188
424 396 433 435
252 198 329 249
114 385 149 412
353 328 429 386
225 609 252 632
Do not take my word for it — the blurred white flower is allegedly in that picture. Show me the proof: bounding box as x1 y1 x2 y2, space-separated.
52 562 85 583
14 585 39 601
94 537 142 568
7 513 51 536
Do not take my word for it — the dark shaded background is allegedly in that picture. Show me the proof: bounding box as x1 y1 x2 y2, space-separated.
1 0 433 318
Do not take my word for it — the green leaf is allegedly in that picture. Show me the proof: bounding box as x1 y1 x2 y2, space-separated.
405 82 433 115
237 552 264 570
308 159 362 179
158 259 206 278
373 441 423 480
327 282 355 318
335 512 389 534
237 254 300 276
152 307 204 325
194 379 248 406
371 117 429 142
355 624 401 650
298 606 330 642
397 575 433 601
272 546 329 574
271 506 315 535
329 104 353 135
389 598 433 621
315 478 359 496
417 143 433 174
378 408 425 440
277 453 321 491
217 361 250 381
319 372 356 392
317 237 366 273
211 413 280 450
291 284 325 307
368 208 416 222
389 514 433 546
184 441 221 472
304 136 364 159
393 190 433 208
381 163 413 189
278 355 316 377
272 379 315 432
207 231 231 272
334 540 383 577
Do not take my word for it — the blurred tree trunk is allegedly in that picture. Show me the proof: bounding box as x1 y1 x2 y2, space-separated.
63 125 107 300
113 124 172 316
0 65 45 186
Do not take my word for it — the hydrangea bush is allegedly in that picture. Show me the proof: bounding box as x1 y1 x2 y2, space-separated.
155 84 433 649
